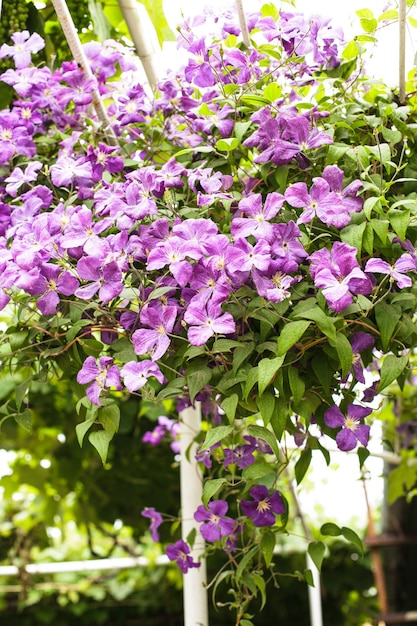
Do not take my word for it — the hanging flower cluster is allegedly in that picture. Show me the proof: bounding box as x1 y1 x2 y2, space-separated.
1 4 417 619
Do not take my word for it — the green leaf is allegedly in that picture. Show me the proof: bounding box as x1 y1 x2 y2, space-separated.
341 526 364 555
233 341 255 371
304 569 315 587
294 448 312 484
99 404 120 436
340 222 366 258
270 398 288 442
199 425 234 451
295 307 337 341
330 333 353 378
342 40 359 60
375 302 401 350
388 208 411 241
288 366 305 404
252 573 267 609
202 478 227 506
14 408 33 433
320 522 341 537
242 463 274 481
15 378 31 411
308 541 325 572
258 356 285 395
76 416 96 447
257 391 276 426
186 363 212 403
277 320 311 357
248 424 279 459
89 430 113 464
263 82 282 102
236 545 258 581
358 446 370 468
221 394 239 423
216 137 239 151
243 366 259 399
260 531 276 567
370 218 389 243
378 354 408 392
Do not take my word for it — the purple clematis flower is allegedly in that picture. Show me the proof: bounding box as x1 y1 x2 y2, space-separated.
120 360 165 392
223 442 256 469
0 30 45 68
365 253 416 288
309 242 372 312
4 161 43 197
184 297 235 346
77 356 122 406
324 403 372 451
166 539 201 573
132 305 177 361
141 507 163 542
231 192 284 242
194 500 235 542
240 485 285 527
348 332 375 384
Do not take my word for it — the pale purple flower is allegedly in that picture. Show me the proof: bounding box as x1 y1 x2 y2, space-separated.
184 297 235 346
50 155 93 187
240 485 285 527
309 242 372 312
141 507 163 542
194 500 235 542
166 539 201 573
365 254 416 288
324 403 372 452
4 161 42 197
120 360 164 392
75 258 123 303
0 31 45 68
321 165 364 213
132 305 177 361
285 177 351 228
77 356 122 406
231 193 284 241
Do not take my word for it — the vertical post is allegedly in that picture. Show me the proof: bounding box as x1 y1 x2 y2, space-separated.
235 0 251 47
50 0 117 144
179 403 208 626
117 0 161 89
399 0 406 103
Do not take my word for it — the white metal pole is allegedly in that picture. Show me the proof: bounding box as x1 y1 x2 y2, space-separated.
235 0 251 47
50 0 117 142
179 403 208 626
399 0 406 103
117 0 161 89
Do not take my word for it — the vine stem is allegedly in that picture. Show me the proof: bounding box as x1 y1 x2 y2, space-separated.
50 0 118 145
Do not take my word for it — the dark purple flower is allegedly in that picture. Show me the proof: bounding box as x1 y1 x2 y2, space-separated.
324 403 372 452
241 485 285 527
223 443 256 469
348 332 375 384
194 500 235 542
141 507 163 542
76 356 122 406
166 539 201 573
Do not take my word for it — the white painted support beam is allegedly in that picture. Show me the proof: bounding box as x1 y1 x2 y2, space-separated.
179 403 208 626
